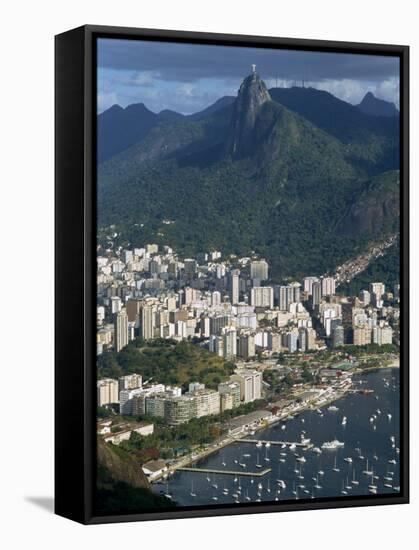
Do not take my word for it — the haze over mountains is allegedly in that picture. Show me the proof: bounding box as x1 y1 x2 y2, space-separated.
97 73 399 279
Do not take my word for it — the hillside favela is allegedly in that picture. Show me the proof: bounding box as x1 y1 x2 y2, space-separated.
96 46 400 515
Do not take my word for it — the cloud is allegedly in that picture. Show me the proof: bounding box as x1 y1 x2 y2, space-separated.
97 90 119 112
124 71 160 87
96 39 400 114
98 38 399 83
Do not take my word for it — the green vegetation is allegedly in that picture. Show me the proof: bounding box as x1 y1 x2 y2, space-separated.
112 397 268 462
96 436 176 513
97 93 400 280
117 416 226 461
96 466 175 514
97 337 235 390
97 406 112 418
336 343 398 355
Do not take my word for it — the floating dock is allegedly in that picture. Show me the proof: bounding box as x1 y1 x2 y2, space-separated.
177 467 271 477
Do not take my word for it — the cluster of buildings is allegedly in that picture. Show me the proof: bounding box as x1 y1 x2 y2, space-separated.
97 244 399 424
96 246 320 359
309 280 398 349
97 418 154 445
97 369 262 426
97 244 398 358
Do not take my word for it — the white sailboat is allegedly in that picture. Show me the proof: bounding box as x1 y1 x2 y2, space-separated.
190 480 196 497
165 479 172 499
363 459 373 476
332 456 340 473
368 470 378 494
351 467 359 486
297 463 304 480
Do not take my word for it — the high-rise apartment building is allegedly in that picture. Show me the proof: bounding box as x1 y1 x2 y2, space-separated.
372 325 393 345
353 326 372 346
118 374 142 393
141 303 155 340
279 282 301 311
110 296 122 314
184 259 197 277
114 308 129 352
164 396 196 426
120 388 144 415
298 327 307 351
230 370 262 403
223 328 237 359
359 290 371 306
251 286 274 309
250 259 269 281
312 281 323 306
126 299 142 322
303 276 319 295
321 277 336 296
230 269 240 305
188 388 220 418
97 378 119 406
237 333 256 359
218 381 241 412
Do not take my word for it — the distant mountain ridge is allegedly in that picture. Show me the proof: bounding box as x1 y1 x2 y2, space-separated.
99 87 398 170
98 103 186 163
356 91 399 117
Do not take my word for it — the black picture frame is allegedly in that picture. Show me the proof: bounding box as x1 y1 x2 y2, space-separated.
55 24 409 525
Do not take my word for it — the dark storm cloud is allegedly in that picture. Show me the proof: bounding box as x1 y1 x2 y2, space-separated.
98 38 399 83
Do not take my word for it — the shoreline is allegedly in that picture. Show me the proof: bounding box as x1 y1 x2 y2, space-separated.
152 364 398 484
152 391 348 482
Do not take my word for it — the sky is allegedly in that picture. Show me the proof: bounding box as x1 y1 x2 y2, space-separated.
97 38 400 115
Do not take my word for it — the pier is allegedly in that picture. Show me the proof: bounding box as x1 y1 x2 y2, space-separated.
177 467 271 477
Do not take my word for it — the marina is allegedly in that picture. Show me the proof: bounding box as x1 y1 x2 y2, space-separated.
153 368 400 506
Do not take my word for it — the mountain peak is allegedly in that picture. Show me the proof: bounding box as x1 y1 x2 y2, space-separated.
229 71 271 157
357 91 398 117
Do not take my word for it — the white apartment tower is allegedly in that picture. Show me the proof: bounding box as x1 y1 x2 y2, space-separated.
251 286 274 309
114 308 129 352
97 378 119 406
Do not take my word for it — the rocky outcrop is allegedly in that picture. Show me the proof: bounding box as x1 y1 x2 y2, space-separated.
97 437 150 489
335 171 400 239
229 71 271 157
